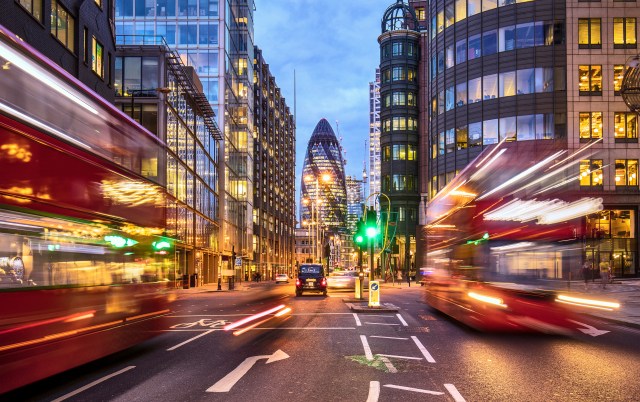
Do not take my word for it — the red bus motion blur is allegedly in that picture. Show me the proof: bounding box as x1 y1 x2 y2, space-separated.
0 25 174 393
423 140 608 333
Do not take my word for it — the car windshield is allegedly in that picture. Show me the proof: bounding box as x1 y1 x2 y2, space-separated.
300 265 321 274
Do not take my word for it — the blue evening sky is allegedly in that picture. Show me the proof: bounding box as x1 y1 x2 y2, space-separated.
254 0 389 184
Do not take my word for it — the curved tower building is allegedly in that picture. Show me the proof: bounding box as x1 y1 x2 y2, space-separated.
378 1 421 274
300 119 348 235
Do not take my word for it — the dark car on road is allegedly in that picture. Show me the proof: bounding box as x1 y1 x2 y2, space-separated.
295 264 327 296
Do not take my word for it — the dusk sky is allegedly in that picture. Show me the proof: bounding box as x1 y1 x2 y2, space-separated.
254 0 389 184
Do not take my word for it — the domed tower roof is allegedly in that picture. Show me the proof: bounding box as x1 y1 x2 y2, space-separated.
309 118 339 144
300 118 348 234
381 0 419 33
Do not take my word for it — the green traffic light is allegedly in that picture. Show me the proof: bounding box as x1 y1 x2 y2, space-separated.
354 234 364 244
365 226 378 238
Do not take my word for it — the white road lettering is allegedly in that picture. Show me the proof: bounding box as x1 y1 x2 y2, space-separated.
51 366 136 402
360 335 374 361
207 350 290 392
366 381 380 402
411 336 436 363
444 384 466 401
383 384 444 395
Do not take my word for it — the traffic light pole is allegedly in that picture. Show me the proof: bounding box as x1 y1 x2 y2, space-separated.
358 247 364 300
369 238 374 282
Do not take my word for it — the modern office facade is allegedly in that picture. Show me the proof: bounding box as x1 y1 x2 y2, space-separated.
1 0 116 101
115 0 256 278
369 68 382 199
253 47 296 280
114 41 222 286
300 119 348 236
398 0 640 277
378 1 422 274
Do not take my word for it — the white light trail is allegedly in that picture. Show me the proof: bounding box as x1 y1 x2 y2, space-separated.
477 151 564 200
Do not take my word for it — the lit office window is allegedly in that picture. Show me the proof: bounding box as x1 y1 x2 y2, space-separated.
92 37 104 78
615 160 638 186
614 65 626 94
392 66 405 81
445 3 455 28
392 92 406 106
18 0 42 21
446 128 455 153
456 126 468 150
407 144 417 160
456 82 467 106
578 65 602 94
392 145 405 160
415 7 425 20
437 10 444 34
613 18 637 48
392 42 404 56
455 0 466 22
578 18 601 48
51 0 75 52
579 112 603 140
579 160 603 186
614 112 638 140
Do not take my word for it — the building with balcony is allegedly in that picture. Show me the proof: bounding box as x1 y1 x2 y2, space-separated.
114 40 222 286
115 0 255 280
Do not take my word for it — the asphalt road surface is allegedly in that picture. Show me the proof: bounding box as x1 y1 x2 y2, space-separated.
5 283 640 401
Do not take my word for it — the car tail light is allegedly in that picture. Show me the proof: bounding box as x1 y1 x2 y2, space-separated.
321 278 327 287
296 278 301 287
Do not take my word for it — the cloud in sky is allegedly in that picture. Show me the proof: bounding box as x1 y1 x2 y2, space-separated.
254 0 389 184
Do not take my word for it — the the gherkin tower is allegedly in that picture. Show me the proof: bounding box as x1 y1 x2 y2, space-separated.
300 118 348 234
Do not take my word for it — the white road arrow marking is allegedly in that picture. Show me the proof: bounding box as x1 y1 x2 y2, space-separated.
568 320 611 337
206 350 289 392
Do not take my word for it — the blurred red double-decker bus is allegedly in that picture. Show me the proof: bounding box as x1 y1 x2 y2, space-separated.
423 140 611 333
0 25 175 393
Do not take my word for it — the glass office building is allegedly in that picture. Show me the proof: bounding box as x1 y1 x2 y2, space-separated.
300 119 348 235
115 0 255 277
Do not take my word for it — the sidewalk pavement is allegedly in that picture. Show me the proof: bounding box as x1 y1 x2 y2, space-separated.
174 278 640 328
174 280 276 295
559 279 640 329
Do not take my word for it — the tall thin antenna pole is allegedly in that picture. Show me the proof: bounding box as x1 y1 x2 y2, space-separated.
294 69 296 128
